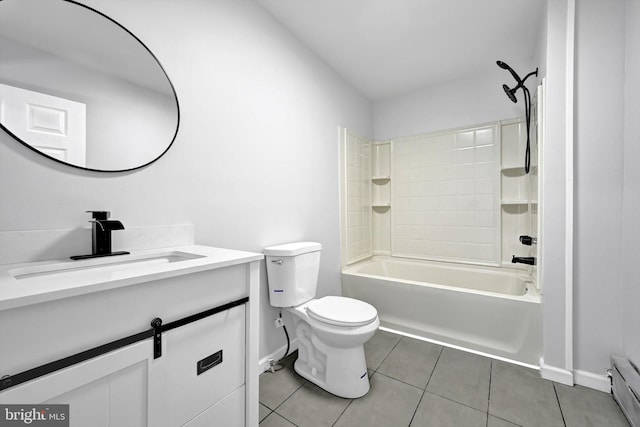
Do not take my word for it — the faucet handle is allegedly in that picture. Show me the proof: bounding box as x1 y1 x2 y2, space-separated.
85 210 110 220
519 235 537 246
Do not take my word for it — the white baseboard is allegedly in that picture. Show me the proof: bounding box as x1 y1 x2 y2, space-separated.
574 369 611 393
539 358 611 392
258 338 299 373
539 358 574 386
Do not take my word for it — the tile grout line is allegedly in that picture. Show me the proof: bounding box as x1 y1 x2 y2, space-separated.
259 361 307 415
407 345 444 426
261 406 273 424
273 380 306 413
259 352 302 412
372 371 432 393
553 383 568 427
374 335 403 371
263 371 306 427
333 334 402 427
423 389 492 417
331 399 354 427
272 411 300 427
486 359 492 427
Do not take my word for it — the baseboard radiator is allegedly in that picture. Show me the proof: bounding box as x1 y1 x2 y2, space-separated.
610 355 640 427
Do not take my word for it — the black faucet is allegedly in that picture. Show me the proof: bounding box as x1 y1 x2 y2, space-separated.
512 255 536 265
71 211 130 260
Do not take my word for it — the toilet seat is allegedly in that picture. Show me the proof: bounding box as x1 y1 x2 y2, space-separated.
306 296 377 327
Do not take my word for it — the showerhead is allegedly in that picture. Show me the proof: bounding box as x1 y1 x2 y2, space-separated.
502 84 518 103
496 60 524 85
496 59 539 174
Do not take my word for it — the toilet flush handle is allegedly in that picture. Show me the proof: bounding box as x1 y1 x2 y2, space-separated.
271 259 283 265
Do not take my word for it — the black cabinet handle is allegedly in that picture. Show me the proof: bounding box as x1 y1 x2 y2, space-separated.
197 350 223 375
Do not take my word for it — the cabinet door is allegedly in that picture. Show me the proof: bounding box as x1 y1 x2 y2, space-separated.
0 340 152 427
184 386 245 427
148 305 246 427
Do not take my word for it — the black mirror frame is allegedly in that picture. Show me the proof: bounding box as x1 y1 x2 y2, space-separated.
0 0 180 173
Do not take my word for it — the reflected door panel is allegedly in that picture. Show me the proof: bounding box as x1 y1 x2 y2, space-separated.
0 0 179 172
0 83 86 166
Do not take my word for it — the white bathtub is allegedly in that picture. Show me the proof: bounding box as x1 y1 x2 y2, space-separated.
341 257 542 366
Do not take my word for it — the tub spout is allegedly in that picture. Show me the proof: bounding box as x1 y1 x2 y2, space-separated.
512 255 536 265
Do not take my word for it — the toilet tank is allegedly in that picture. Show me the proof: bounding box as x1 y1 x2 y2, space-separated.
264 242 322 307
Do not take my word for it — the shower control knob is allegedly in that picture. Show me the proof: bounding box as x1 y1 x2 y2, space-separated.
519 235 537 246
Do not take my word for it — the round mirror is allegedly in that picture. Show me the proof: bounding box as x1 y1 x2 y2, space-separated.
0 0 179 172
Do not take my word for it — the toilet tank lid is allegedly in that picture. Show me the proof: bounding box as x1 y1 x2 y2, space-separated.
264 241 322 256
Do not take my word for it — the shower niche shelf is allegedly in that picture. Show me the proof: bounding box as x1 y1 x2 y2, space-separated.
372 174 390 209
501 200 530 206
371 175 390 182
372 202 391 208
501 165 526 174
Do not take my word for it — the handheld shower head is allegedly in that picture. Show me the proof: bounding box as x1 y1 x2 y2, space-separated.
502 84 518 103
496 60 539 174
497 60 523 85
497 61 539 103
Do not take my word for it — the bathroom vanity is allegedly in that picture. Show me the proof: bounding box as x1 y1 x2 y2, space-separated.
0 245 262 427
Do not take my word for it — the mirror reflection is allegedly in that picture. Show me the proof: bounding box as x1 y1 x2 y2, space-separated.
0 0 179 171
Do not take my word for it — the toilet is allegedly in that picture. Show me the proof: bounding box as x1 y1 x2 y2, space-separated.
264 242 379 398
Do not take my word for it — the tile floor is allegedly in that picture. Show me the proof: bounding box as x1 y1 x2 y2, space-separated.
259 330 630 427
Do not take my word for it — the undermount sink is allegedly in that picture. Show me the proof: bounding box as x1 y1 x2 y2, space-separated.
9 251 205 281
0 245 264 311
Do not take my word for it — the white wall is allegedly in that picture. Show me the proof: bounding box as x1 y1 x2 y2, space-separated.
573 0 626 376
0 0 372 361
372 59 536 140
621 0 640 367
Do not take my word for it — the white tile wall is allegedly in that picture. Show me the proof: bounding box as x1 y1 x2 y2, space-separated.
372 142 391 255
342 119 538 270
501 122 530 202
500 119 535 268
501 204 531 263
391 124 500 265
345 130 372 263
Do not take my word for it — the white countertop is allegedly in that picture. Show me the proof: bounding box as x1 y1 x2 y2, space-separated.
0 245 263 311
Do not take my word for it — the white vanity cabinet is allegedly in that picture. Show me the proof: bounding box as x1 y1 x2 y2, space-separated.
3 341 153 426
0 245 262 427
149 304 247 426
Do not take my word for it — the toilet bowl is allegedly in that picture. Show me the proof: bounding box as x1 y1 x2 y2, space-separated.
288 296 379 398
264 242 379 398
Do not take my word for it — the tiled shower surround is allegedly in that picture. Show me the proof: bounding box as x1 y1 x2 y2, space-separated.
344 129 372 263
342 119 537 269
392 124 499 264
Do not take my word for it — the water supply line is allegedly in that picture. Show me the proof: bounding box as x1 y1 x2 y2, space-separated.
267 309 290 373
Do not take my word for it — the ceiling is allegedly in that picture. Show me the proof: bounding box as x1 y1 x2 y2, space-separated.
254 0 545 101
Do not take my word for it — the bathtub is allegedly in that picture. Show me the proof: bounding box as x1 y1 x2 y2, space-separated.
341 256 542 366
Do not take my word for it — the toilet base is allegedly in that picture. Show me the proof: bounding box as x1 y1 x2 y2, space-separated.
293 337 371 399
